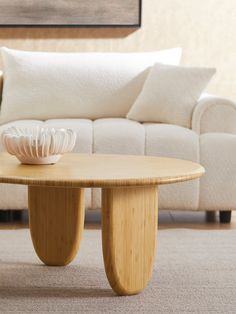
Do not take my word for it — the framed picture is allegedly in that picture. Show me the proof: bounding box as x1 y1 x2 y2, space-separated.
0 0 142 27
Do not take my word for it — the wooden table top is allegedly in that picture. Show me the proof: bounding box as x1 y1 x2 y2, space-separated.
0 153 205 188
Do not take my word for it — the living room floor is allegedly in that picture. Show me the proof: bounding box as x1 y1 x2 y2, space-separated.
1 210 236 313
1 210 236 230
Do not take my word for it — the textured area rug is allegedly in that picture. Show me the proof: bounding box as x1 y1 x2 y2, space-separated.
0 228 236 313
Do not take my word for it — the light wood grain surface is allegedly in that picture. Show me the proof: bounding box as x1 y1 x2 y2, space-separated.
0 0 140 25
28 186 85 266
102 186 158 295
0 153 205 187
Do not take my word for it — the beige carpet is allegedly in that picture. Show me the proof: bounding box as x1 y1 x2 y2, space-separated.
0 228 236 314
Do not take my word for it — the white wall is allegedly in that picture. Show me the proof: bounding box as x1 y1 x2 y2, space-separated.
0 0 235 100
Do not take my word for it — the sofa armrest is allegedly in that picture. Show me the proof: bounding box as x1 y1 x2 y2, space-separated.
0 71 3 101
192 93 236 134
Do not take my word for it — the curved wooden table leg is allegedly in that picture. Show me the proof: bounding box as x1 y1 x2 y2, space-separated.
28 186 85 266
102 186 158 296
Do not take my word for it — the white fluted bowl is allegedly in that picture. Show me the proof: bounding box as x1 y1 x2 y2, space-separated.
1 127 77 165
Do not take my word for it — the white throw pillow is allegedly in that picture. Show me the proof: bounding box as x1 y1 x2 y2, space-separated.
0 47 182 125
127 63 216 128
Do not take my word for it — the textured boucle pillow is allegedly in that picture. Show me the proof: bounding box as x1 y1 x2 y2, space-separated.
127 63 216 128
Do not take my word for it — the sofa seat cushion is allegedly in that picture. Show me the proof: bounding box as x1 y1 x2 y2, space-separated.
44 119 93 154
145 124 199 159
93 118 145 155
144 123 200 210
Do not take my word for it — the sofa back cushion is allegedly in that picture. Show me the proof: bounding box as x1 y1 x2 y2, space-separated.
0 47 181 124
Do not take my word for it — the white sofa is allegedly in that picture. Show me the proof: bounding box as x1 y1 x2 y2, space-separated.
0 49 236 223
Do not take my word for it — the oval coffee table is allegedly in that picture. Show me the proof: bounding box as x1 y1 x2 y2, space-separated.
0 153 204 296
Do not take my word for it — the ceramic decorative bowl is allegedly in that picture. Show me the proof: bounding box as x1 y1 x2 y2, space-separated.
1 127 77 165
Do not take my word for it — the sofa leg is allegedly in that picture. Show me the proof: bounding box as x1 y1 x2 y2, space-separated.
219 210 232 224
0 210 24 222
12 210 23 221
205 211 216 222
0 210 11 222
